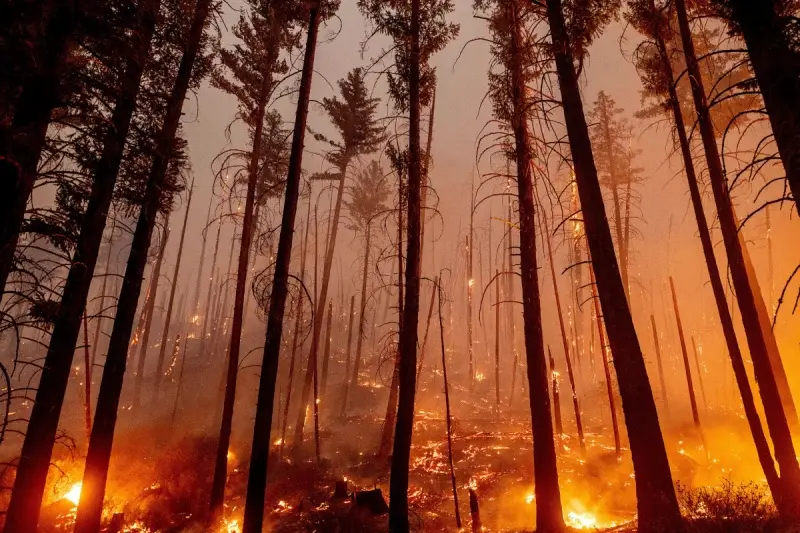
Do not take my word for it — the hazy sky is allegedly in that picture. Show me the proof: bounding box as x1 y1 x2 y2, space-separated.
174 2 800 399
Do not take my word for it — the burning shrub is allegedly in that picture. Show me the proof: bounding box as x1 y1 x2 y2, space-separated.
677 478 778 532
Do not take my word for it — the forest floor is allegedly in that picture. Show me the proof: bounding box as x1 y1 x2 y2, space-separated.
24 380 789 532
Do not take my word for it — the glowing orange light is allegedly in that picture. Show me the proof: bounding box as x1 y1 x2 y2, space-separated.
64 482 82 506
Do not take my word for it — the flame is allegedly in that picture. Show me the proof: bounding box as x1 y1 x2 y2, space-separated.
222 518 240 533
64 482 82 506
475 372 486 382
566 511 598 529
525 492 535 504
227 450 235 462
468 278 475 288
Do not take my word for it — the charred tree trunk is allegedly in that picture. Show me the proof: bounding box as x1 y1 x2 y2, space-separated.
154 182 194 398
589 267 620 456
668 277 703 432
690 337 708 410
201 215 223 348
69 0 214 529
494 268 501 416
91 214 117 373
4 0 161 526
545 0 681 527
0 0 77 298
548 346 563 436
646 5 781 495
543 213 584 450
134 223 170 408
388 0 423 529
507 3 565 529
649 314 669 416
209 39 277 517
724 0 800 216
241 6 322 530
415 275 438 386
340 294 355 416
675 0 800 513
349 222 372 396
437 278 461 529
321 300 333 395
281 214 311 455
191 193 215 320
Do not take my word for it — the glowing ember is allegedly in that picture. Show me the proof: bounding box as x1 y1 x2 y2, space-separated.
566 511 598 529
273 438 283 446
525 492 535 504
64 482 82 506
227 450 235 462
475 372 486 382
223 518 240 533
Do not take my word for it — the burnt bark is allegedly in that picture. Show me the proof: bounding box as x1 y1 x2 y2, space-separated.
241 6 322 531
350 222 372 396
545 0 681 528
209 36 278 517
4 0 160 528
507 2 564 529
646 8 781 494
675 0 800 514
388 0 422 530
154 183 194 398
70 0 213 528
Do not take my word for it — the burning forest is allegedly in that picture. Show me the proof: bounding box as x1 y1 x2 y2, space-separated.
2 0 800 532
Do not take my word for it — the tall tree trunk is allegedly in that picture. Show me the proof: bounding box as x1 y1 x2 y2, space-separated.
388 0 422 529
349 223 371 397
415 275 438 387
543 213 584 450
4 0 160 527
340 294 355 416
201 215 223 348
437 278 461 529
90 213 117 373
378 175 405 459
191 192 215 319
548 346 563 436
668 277 703 433
320 300 333 395
590 267 620 457
133 223 170 408
725 0 800 216
154 182 194 398
494 267 501 416
675 0 800 514
297 153 352 438
241 6 322 530
0 0 77 298
281 207 312 454
209 39 277 518
690 337 708 410
649 314 669 416
646 6 780 495
506 2 565 530
70 0 213 528
544 0 681 528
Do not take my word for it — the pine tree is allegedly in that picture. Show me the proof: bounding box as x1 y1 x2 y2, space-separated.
475 0 565 529
292 67 384 446
241 2 340 531
207 0 301 518
540 0 683 529
356 1 458 531
344 160 391 412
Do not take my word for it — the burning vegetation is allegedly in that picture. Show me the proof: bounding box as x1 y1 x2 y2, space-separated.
2 0 800 532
